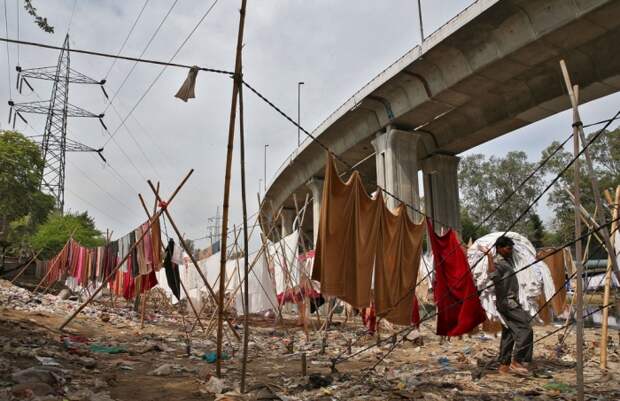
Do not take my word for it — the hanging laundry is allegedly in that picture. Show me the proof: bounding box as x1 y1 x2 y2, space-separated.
536 248 567 315
428 219 486 336
312 153 381 309
374 202 424 326
174 66 199 102
163 239 181 301
232 251 278 315
267 231 300 296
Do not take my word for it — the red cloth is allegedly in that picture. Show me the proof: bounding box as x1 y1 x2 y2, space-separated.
361 304 377 334
427 219 486 336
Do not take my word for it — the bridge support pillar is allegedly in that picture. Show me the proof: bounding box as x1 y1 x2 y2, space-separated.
422 154 460 234
306 177 324 247
280 208 295 238
371 128 422 221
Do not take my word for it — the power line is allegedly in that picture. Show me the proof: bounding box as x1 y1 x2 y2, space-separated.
103 0 180 112
103 0 221 147
66 0 78 34
15 0 18 65
0 37 232 75
3 0 12 100
104 0 150 79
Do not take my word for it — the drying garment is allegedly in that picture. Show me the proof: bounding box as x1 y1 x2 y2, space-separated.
151 216 162 271
172 243 184 265
428 219 486 336
361 304 377 334
141 223 154 273
163 239 182 301
374 202 425 326
312 153 382 309
267 231 300 296
468 232 556 326
536 248 568 317
231 251 278 315
129 231 139 277
174 66 199 102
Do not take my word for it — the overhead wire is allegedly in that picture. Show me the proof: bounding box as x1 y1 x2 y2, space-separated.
103 0 221 147
103 0 150 80
3 0 12 100
103 0 180 112
66 0 78 34
14 0 18 65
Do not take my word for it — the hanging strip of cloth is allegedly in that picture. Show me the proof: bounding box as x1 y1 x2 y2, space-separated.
312 153 380 309
163 239 182 301
428 219 486 336
374 202 424 326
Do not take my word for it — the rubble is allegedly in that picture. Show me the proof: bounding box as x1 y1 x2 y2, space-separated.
1 278 619 400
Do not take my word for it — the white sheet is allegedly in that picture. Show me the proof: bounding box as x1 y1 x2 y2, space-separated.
266 231 300 295
468 232 555 326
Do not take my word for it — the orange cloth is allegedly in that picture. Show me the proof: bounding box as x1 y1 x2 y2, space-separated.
537 248 567 315
151 216 162 271
312 153 424 325
312 153 381 308
375 202 424 325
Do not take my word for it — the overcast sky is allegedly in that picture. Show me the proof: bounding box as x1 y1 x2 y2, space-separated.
2 0 619 247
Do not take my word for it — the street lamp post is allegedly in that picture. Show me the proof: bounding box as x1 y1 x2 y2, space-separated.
264 144 269 192
297 82 304 146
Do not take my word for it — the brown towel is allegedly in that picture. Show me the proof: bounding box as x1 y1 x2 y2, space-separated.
175 66 199 102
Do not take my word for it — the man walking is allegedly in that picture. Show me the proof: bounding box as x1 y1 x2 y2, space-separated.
486 236 533 374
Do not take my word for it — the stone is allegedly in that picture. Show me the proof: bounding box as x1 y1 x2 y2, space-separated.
11 367 63 386
11 382 55 398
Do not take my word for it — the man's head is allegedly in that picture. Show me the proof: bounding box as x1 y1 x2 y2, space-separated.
495 236 514 258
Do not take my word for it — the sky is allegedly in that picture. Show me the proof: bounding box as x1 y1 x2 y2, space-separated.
1 0 619 247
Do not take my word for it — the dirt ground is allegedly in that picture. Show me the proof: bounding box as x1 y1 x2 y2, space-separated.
1 278 619 401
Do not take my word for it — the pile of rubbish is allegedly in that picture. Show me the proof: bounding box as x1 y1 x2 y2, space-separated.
1 279 619 401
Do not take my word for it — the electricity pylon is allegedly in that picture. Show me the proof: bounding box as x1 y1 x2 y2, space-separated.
7 34 108 212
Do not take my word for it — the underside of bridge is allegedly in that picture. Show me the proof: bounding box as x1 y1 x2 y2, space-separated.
261 0 620 245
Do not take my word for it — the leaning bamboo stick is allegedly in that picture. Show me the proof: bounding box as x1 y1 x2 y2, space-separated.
600 185 619 368
58 170 194 331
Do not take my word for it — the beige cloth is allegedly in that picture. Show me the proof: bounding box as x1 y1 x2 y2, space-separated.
312 153 424 325
536 248 567 319
175 66 199 102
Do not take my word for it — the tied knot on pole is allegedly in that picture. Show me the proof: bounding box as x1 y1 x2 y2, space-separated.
572 121 583 128
158 200 169 210
175 66 200 102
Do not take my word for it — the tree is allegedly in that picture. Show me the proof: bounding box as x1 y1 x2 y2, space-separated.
458 151 545 237
31 212 104 259
23 0 54 33
526 213 545 248
0 131 55 255
460 208 490 243
540 128 619 246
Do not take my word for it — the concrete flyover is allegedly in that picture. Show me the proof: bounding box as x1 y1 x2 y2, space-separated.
260 0 620 244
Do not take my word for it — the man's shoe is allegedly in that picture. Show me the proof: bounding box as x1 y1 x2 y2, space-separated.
498 364 511 375
510 362 529 374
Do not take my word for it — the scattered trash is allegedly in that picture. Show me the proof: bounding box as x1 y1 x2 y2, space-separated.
202 351 230 363
35 356 61 367
543 380 574 393
89 344 127 354
149 364 175 376
307 373 332 389
203 376 226 394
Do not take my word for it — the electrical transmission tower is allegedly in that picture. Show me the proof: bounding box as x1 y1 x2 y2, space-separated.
7 34 108 212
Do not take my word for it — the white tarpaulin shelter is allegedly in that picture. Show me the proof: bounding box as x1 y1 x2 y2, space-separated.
266 231 300 295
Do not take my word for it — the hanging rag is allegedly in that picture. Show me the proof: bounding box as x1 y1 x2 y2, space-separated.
374 202 424 326
163 239 182 301
312 153 380 308
428 219 486 336
175 66 199 102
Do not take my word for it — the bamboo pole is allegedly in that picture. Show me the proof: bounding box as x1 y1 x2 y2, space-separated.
560 59 584 401
145 181 238 339
238 77 251 392
58 170 194 330
10 249 43 284
216 0 248 377
600 186 619 368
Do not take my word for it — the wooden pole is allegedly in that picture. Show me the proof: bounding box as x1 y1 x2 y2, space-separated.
560 63 584 400
217 0 248 378
600 186 619 368
10 249 43 284
238 79 251 393
58 170 194 331
144 185 235 336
